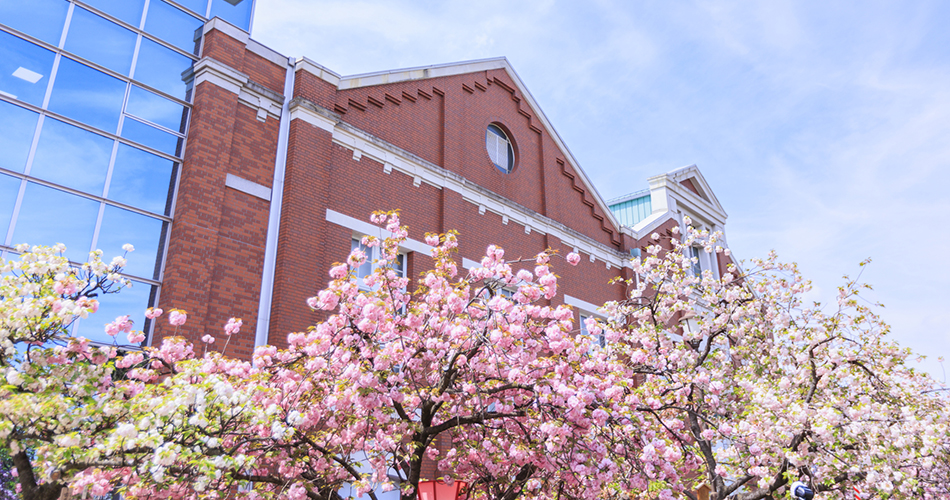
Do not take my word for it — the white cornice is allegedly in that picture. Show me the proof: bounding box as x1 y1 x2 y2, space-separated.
188 57 284 122
295 57 341 87
202 17 289 68
289 100 632 270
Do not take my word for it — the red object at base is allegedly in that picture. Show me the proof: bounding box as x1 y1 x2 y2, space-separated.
417 480 467 500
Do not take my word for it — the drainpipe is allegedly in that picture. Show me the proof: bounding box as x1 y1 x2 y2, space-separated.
254 56 295 348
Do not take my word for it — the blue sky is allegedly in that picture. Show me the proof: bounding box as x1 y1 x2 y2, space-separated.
252 0 950 381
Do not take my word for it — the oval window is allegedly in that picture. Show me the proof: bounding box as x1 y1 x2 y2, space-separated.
486 124 514 173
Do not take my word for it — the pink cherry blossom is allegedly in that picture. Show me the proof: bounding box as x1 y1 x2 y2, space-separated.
566 252 581 266
168 309 187 326
145 307 163 319
223 317 242 335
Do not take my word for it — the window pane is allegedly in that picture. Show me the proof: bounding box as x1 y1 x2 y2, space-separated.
133 37 193 99
126 85 187 132
0 173 21 241
0 31 57 106
98 205 164 279
108 144 177 215
81 0 147 28
47 57 127 133
350 239 373 281
75 280 155 346
0 0 69 46
0 100 40 173
210 0 252 31
174 0 210 16
63 7 137 76
30 118 113 195
120 118 182 157
144 1 203 53
12 183 99 263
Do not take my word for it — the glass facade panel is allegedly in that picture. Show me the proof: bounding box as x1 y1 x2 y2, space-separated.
47 57 126 133
75 279 154 346
108 144 177 215
0 0 70 46
0 174 21 240
98 205 164 279
0 30 57 106
30 118 113 195
144 1 202 54
126 85 187 132
120 118 182 156
12 183 99 263
63 7 137 75
0 101 40 173
133 37 193 99
173 0 210 16
210 0 253 31
81 0 147 28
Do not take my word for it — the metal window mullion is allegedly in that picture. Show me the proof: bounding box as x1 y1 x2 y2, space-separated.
89 201 106 260
0 169 173 224
59 2 75 49
123 114 187 139
101 139 121 199
3 180 28 247
0 98 184 164
128 33 144 80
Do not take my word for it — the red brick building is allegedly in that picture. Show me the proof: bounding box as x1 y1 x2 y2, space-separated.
153 18 732 357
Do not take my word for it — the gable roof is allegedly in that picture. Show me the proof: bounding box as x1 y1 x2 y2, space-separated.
329 57 622 233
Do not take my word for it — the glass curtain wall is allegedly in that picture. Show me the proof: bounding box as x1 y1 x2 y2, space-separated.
0 0 254 345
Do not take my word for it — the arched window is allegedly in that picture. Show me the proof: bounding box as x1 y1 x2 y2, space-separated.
486 124 514 173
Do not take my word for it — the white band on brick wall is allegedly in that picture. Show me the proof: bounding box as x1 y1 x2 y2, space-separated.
225 173 272 201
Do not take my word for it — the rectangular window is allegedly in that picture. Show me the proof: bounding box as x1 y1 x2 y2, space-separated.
688 245 702 277
580 314 605 349
351 237 406 291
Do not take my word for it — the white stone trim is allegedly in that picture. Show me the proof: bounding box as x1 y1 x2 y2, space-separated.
202 17 288 68
296 57 342 86
326 209 434 255
462 258 480 269
338 58 507 90
189 57 283 122
238 88 281 122
290 104 336 132
564 294 604 316
225 173 271 201
192 57 247 94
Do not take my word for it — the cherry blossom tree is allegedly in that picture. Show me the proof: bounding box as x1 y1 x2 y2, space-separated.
595 221 950 500
2 213 948 500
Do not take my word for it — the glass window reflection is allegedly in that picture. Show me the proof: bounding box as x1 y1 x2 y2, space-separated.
47 57 126 134
126 85 187 133
98 205 164 279
0 174 22 241
144 1 202 53
0 0 70 46
210 0 253 32
12 183 99 263
0 31 57 107
120 118 182 157
0 101 40 173
173 0 209 16
30 118 113 195
81 0 147 28
109 144 177 215
133 37 193 99
63 7 137 76
75 279 154 346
